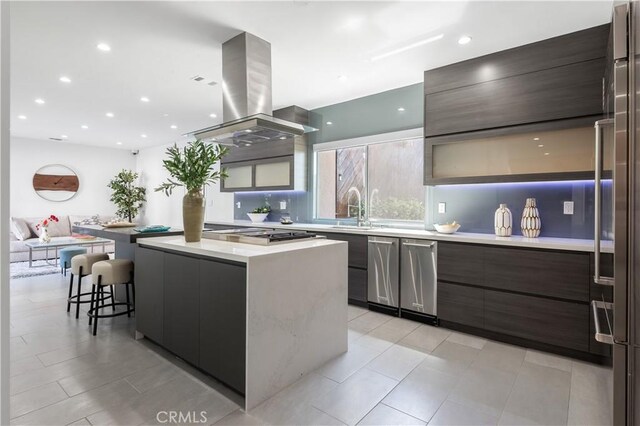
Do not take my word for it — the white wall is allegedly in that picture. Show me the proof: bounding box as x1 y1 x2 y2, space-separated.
135 142 234 227
10 136 136 218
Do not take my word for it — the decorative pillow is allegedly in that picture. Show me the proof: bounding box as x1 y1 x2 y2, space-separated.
10 217 32 240
46 216 71 237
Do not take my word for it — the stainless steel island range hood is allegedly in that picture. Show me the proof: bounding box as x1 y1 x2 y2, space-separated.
190 32 317 145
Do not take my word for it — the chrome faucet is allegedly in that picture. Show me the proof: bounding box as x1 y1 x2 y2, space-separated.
347 186 369 227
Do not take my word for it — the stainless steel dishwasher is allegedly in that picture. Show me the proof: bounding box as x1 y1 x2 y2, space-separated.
367 236 399 314
400 239 437 324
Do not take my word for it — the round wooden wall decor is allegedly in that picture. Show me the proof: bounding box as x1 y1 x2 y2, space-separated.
32 164 79 202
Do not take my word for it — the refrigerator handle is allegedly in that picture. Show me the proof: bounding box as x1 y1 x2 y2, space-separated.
594 119 615 287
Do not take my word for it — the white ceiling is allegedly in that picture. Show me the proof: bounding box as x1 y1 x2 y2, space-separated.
10 1 612 150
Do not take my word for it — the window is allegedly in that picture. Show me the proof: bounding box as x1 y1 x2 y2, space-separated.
315 134 424 222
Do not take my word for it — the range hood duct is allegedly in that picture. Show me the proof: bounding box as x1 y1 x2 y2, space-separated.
191 32 317 145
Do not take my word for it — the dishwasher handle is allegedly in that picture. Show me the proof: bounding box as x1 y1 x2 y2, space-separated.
368 240 394 246
402 242 436 248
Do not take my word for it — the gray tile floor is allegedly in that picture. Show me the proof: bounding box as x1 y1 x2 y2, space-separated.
9 273 613 425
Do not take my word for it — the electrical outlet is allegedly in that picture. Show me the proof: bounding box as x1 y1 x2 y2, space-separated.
235 202 241 209
563 201 574 215
279 201 287 210
438 202 446 214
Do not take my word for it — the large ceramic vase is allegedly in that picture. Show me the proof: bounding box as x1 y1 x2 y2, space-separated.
494 204 513 237
521 198 541 238
183 190 205 243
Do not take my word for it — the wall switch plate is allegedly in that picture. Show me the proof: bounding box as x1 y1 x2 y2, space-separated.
236 202 241 209
563 201 574 215
438 202 446 214
279 201 287 210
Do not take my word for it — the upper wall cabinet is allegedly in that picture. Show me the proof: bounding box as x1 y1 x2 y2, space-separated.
423 25 608 138
220 106 309 192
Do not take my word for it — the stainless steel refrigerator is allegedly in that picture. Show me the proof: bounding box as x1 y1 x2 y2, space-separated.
594 2 640 424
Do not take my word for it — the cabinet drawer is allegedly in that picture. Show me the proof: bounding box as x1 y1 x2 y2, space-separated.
348 267 367 304
438 282 483 327
438 242 484 286
484 290 589 352
484 248 589 302
316 232 368 269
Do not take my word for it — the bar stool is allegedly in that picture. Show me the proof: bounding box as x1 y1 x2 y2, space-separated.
60 246 87 276
88 259 135 336
68 253 111 319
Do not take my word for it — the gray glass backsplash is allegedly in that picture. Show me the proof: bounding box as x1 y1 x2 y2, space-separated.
234 191 310 223
427 180 612 239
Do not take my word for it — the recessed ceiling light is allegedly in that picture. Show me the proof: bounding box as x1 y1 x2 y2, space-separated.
397 107 405 112
140 97 150 103
326 121 333 125
34 98 45 105
544 152 550 156
372 33 444 61
96 43 111 52
116 141 122 145
458 35 472 45
59 76 71 83
17 115 26 120
170 125 177 129
538 144 544 148
245 129 252 133
338 75 348 82
105 112 114 118
141 134 147 138
81 125 88 129
60 135 68 139
279 136 287 140
533 137 540 141
209 113 217 118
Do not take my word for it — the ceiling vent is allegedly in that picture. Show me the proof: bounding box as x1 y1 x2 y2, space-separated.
49 137 63 141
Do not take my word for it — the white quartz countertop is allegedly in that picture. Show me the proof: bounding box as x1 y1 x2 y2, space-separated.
205 220 614 253
137 235 346 263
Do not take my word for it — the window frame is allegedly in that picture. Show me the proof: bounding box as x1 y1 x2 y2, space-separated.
312 128 424 225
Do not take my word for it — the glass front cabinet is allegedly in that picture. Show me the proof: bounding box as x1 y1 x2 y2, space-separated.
221 156 299 192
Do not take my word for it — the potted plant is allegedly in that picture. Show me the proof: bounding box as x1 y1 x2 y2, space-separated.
155 140 228 242
247 206 271 223
108 169 146 223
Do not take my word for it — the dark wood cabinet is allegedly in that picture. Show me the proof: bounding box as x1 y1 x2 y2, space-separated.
438 281 483 328
438 242 484 286
163 252 200 366
425 58 604 137
484 290 589 352
484 247 590 302
199 259 247 394
316 232 368 269
348 267 367 305
134 246 165 344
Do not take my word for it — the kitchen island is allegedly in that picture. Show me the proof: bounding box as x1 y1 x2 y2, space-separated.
134 235 348 410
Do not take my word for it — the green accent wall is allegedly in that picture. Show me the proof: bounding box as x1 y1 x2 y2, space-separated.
309 83 424 144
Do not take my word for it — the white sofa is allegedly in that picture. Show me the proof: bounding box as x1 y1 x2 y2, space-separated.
10 215 116 263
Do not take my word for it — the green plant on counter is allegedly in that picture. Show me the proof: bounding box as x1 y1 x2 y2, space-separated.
369 197 424 221
252 206 271 214
108 169 146 222
155 139 228 196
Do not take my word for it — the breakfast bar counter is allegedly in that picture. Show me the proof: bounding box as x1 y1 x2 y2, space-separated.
134 235 348 410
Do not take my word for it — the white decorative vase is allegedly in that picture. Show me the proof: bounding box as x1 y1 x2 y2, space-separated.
521 198 541 238
494 204 512 237
39 227 51 243
247 213 269 223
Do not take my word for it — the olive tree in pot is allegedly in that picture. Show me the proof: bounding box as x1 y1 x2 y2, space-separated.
155 140 228 242
108 169 146 223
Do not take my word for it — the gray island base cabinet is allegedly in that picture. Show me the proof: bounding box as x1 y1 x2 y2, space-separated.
134 236 348 410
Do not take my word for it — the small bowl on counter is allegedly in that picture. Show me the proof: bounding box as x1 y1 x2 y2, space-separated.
433 222 461 234
247 213 269 223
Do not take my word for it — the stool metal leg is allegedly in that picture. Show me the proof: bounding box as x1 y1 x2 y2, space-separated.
93 276 102 336
67 273 74 312
111 285 116 312
75 267 84 319
125 284 131 318
88 284 96 326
